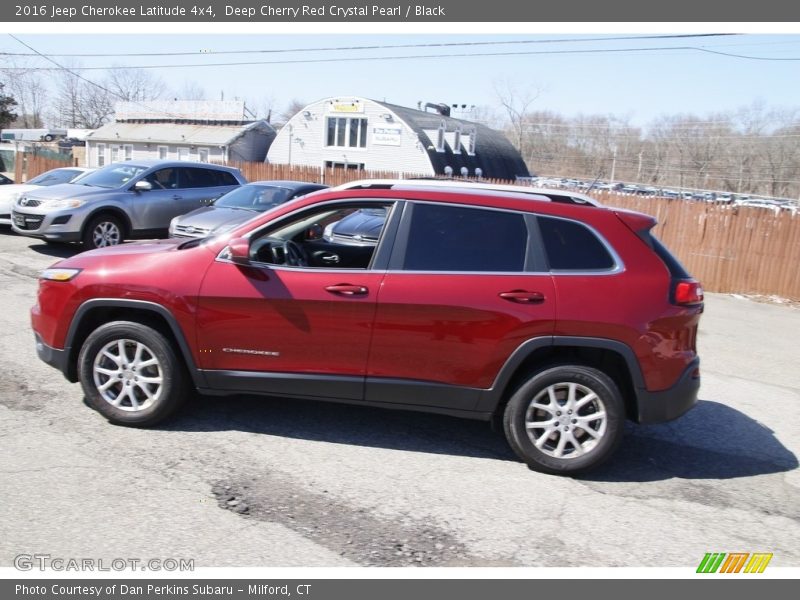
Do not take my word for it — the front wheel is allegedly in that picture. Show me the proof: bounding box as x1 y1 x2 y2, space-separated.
82 214 124 249
503 365 625 475
78 321 188 426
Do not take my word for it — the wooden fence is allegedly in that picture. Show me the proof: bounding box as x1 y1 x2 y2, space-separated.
14 152 75 183
17 153 800 301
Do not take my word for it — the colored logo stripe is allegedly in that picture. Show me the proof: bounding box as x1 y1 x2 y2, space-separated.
744 553 773 573
697 552 773 573
697 553 726 573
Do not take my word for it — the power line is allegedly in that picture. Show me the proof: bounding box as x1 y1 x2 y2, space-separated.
5 42 798 72
6 34 184 120
0 33 738 58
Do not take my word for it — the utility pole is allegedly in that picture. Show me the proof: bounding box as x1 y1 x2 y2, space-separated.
610 144 617 182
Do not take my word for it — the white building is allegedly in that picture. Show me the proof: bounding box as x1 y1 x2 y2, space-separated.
85 101 276 168
267 97 529 180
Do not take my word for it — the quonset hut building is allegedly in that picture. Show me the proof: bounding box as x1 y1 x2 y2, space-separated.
266 97 530 180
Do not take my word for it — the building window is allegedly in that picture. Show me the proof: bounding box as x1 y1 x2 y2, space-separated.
123 145 133 161
158 146 168 160
110 145 120 163
198 148 209 162
178 147 189 161
436 121 446 152
96 144 106 167
325 117 367 148
325 161 364 171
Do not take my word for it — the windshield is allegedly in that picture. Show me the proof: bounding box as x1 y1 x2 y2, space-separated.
215 184 292 211
74 164 148 189
27 169 85 186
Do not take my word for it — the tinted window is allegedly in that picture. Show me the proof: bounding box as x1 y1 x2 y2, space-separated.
538 216 615 270
28 168 83 186
403 204 528 272
179 167 217 188
208 169 239 186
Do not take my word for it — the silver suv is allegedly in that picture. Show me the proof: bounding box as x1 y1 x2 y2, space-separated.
11 160 245 249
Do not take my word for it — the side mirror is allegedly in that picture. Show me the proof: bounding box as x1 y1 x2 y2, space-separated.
305 224 324 241
226 237 251 265
134 180 152 192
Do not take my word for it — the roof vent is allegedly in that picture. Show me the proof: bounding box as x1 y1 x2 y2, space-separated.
424 102 451 117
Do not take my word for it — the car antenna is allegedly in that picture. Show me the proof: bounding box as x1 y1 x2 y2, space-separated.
585 172 603 194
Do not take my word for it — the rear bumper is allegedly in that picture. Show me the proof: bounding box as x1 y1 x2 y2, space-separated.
636 358 700 424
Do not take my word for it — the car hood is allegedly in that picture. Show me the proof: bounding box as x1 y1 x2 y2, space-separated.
333 211 386 238
20 182 120 201
175 206 257 232
0 183 39 199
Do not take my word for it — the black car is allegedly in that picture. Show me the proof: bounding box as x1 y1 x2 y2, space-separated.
169 180 328 239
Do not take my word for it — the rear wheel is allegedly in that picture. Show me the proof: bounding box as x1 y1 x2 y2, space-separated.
503 365 625 475
82 214 124 249
78 321 188 426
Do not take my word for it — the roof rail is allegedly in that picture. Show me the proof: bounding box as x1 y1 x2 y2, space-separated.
333 178 603 207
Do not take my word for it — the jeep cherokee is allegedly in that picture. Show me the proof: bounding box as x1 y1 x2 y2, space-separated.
30 180 703 475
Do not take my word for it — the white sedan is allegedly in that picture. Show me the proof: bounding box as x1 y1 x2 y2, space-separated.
0 167 93 226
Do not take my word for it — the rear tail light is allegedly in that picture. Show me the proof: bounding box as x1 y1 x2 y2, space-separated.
673 279 704 305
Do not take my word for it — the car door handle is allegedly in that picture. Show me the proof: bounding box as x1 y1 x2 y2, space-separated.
172 194 183 200
325 284 368 296
499 290 546 303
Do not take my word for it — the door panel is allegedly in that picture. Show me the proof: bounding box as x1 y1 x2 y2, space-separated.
367 273 556 399
196 261 384 399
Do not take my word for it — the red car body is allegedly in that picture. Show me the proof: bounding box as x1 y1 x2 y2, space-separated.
31 184 703 472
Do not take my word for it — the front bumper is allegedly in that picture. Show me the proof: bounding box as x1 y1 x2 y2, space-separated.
636 358 701 424
33 332 70 378
11 209 82 242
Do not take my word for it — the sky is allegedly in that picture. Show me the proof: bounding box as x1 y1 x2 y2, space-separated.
2 31 800 128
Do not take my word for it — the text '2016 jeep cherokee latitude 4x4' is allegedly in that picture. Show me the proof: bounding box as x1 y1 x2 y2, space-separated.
12 160 245 249
31 180 703 475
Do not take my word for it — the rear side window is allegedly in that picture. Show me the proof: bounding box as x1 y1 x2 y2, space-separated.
403 204 528 272
179 168 238 188
210 170 240 186
538 216 615 271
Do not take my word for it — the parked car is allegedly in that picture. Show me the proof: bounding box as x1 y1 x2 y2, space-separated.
169 180 327 239
0 167 93 226
0 174 13 185
11 160 245 248
31 179 703 475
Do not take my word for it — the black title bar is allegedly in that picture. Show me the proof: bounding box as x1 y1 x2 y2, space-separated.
2 0 800 22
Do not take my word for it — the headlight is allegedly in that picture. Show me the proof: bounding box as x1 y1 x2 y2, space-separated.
43 199 84 209
323 223 335 242
168 217 179 234
40 268 82 282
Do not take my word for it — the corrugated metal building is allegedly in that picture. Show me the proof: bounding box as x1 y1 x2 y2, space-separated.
85 101 276 168
266 96 529 179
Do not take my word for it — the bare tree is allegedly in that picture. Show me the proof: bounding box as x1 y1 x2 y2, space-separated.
1 59 46 128
172 81 207 101
494 79 542 162
104 66 166 103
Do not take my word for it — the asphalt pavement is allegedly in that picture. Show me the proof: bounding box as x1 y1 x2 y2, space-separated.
0 228 798 569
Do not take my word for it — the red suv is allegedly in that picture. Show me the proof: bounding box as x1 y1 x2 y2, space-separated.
31 181 703 475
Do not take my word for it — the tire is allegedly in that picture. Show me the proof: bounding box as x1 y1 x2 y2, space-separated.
503 365 625 476
82 214 124 249
78 321 188 427
43 134 54 142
